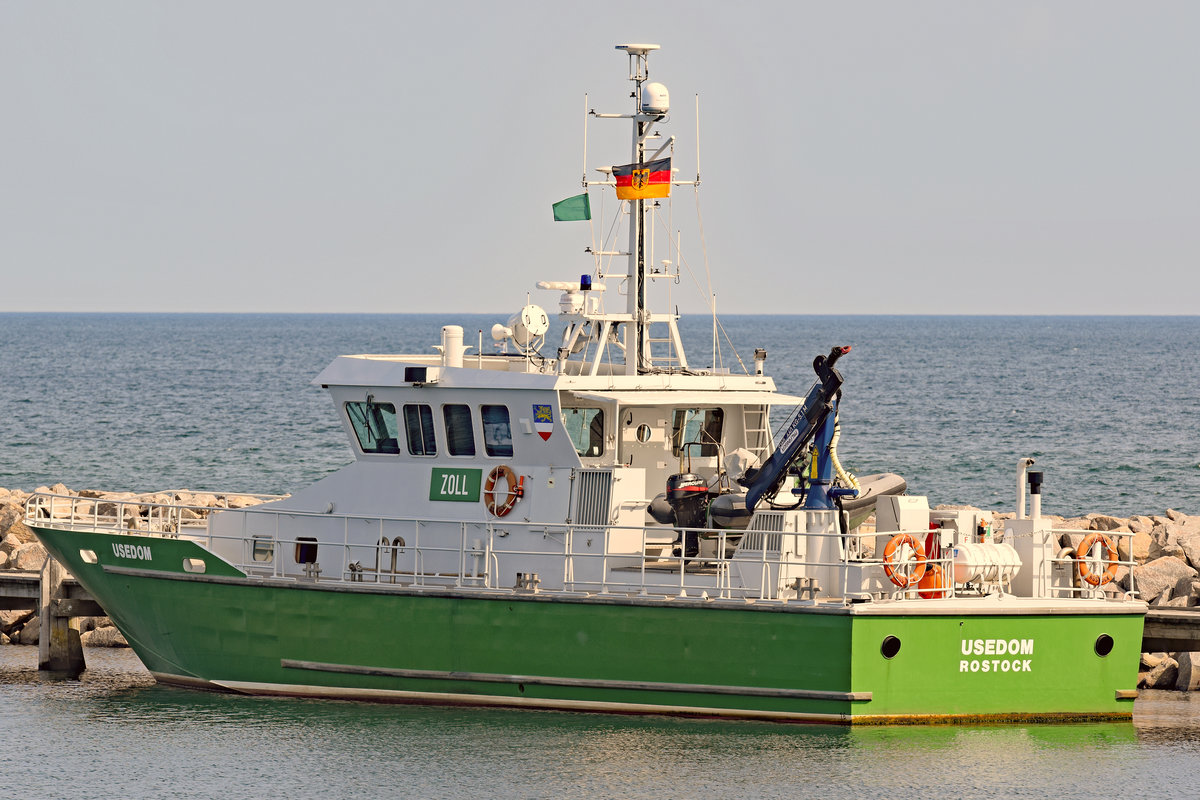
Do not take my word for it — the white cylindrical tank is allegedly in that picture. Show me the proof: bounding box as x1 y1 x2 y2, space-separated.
952 542 1023 584
441 325 467 368
641 82 669 115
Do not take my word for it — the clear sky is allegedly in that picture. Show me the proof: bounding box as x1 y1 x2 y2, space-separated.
3 2 1197 315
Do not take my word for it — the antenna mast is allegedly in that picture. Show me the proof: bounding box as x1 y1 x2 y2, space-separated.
616 43 658 375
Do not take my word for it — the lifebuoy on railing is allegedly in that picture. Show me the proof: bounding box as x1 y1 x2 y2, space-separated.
484 465 522 517
882 532 927 588
1076 531 1119 587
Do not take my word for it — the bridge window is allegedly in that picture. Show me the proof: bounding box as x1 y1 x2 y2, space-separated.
346 401 400 454
564 408 604 456
481 405 513 458
671 408 723 457
404 404 437 456
443 404 476 456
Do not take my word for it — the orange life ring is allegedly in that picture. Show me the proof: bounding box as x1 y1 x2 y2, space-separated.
483 465 521 517
1076 532 1119 587
883 532 927 588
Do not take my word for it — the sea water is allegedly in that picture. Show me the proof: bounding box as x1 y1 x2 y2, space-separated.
1 647 1199 799
1 313 1197 515
2 313 1200 797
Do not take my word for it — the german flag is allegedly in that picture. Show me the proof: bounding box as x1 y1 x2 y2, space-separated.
613 157 671 200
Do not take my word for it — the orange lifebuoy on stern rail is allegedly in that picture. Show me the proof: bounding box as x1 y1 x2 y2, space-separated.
882 532 928 588
1076 531 1120 587
484 465 521 517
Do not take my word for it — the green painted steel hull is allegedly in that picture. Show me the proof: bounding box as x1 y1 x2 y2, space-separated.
36 527 1143 724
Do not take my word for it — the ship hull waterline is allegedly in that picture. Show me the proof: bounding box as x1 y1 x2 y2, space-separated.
36 527 1143 725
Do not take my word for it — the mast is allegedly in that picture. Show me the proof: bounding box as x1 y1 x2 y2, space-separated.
617 44 656 375
575 44 690 377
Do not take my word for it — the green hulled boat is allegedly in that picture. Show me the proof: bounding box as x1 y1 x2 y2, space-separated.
28 44 1144 723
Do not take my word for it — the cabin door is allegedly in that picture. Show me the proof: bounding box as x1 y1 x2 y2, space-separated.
619 406 672 494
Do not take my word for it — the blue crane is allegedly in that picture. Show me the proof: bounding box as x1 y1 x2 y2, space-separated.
742 345 855 511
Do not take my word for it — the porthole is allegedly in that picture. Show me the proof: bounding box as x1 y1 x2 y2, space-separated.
79 549 98 564
635 424 652 443
881 635 902 659
251 536 275 562
1094 633 1114 657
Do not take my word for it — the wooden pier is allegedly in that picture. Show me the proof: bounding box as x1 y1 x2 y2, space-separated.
0 560 104 673
1141 608 1200 653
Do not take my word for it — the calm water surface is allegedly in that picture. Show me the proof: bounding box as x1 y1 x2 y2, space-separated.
2 314 1200 797
1 313 1198 516
0 648 1197 799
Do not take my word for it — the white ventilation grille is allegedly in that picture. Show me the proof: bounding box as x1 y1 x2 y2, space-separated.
742 511 785 551
574 469 613 526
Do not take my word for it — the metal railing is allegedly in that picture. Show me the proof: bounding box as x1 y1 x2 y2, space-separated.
25 491 284 536
25 492 1140 605
1047 527 1139 600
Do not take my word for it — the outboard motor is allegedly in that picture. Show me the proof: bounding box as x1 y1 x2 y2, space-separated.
666 472 708 558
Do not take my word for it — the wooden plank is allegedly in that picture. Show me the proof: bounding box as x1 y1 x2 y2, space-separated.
51 598 106 617
1143 608 1200 653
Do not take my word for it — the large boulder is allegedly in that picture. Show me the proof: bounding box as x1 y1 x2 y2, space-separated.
1177 652 1200 691
10 542 48 571
12 615 40 645
0 609 35 635
1088 514 1130 532
1173 576 1200 606
81 626 128 648
1174 512 1200 536
1131 531 1153 563
1142 652 1168 670
1130 516 1155 534
1143 656 1180 689
1179 534 1200 572
96 493 143 520
0 501 22 532
0 502 36 545
1128 556 1197 604
1 532 25 557
1148 524 1186 561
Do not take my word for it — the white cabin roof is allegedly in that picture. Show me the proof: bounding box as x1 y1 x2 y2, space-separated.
568 390 804 406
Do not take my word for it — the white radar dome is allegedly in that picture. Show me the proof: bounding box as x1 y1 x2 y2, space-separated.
641 82 669 116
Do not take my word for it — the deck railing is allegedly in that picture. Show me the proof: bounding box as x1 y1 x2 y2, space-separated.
24 492 1139 605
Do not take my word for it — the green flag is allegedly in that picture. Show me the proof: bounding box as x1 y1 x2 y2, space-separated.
552 192 591 222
